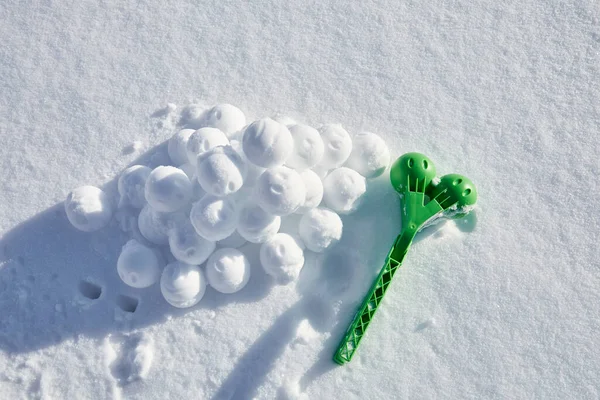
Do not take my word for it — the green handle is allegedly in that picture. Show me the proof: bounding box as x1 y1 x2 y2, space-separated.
333 232 413 365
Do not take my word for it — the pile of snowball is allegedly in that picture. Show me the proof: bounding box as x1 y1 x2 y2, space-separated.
64 104 390 309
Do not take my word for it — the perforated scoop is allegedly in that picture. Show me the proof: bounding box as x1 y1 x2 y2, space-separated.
333 152 478 365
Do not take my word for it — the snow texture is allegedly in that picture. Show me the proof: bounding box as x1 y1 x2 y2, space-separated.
1 1 599 399
205 248 252 294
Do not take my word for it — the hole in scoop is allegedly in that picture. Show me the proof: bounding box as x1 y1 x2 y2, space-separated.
116 294 138 313
408 158 414 168
79 280 102 300
453 178 463 186
423 160 428 169
462 188 472 196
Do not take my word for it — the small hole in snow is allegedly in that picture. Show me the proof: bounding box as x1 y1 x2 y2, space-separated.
116 294 138 313
79 280 102 300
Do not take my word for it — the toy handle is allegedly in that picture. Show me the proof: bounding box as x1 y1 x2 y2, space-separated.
333 232 414 364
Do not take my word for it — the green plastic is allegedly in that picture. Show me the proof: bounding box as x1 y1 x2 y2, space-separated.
333 152 478 365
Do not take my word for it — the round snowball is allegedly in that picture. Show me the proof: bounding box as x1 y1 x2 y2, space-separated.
186 127 229 166
295 169 324 214
179 162 206 200
242 118 293 168
286 124 324 171
118 165 151 209
190 195 239 241
169 222 216 265
322 167 367 214
218 231 247 248
345 132 390 178
317 124 352 169
196 145 247 197
168 128 195 166
201 104 246 138
205 248 251 294
64 186 113 232
144 166 192 212
117 239 164 288
138 204 187 245
256 166 306 216
160 262 207 308
237 201 281 243
298 208 343 253
259 233 305 284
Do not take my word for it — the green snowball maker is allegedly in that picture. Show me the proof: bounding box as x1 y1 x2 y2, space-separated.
333 152 478 365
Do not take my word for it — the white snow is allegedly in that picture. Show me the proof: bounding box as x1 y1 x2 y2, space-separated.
1 1 599 400
298 207 343 252
160 262 207 309
117 165 152 209
295 169 324 214
144 166 192 213
64 186 114 232
167 128 195 166
205 248 251 294
236 201 281 244
316 124 353 170
117 239 164 289
242 118 294 168
322 167 367 214
195 145 247 197
186 127 230 166
345 132 390 178
259 233 305 285
189 195 239 241
255 166 306 216
217 230 248 249
286 124 324 171
138 204 187 246
168 222 216 265
200 104 247 139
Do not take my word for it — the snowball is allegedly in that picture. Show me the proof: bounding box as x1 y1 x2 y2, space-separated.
160 261 207 308
144 166 192 212
230 139 265 187
286 124 324 171
218 231 247 248
179 162 206 200
237 201 281 243
323 167 367 214
168 128 195 166
196 145 247 197
242 118 293 168
201 104 246 138
317 124 352 169
117 165 152 209
205 248 251 294
138 204 187 245
295 169 324 214
64 186 113 232
190 195 239 241
260 233 305 284
186 127 229 166
117 239 164 288
168 221 216 265
345 132 390 178
298 208 343 252
256 166 306 216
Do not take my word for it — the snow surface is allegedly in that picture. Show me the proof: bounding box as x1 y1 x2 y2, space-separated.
1 1 600 399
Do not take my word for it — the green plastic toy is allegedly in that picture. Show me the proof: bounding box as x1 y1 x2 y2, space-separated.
333 152 478 365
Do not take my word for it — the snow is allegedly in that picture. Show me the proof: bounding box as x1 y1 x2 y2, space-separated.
186 127 229 167
298 208 344 253
168 222 216 266
1 1 600 399
190 195 239 241
195 145 247 197
286 124 324 171
117 240 164 289
205 248 252 294
117 165 152 209
316 124 353 170
160 262 207 309
144 166 192 213
64 186 114 232
242 118 294 168
236 201 281 244
322 167 368 214
259 233 306 285
255 166 306 216
295 169 324 215
345 132 391 179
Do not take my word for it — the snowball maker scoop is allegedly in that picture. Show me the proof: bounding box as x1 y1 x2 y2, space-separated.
333 152 478 365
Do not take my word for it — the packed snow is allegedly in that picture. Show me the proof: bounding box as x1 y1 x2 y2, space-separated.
205 248 252 294
1 1 599 399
